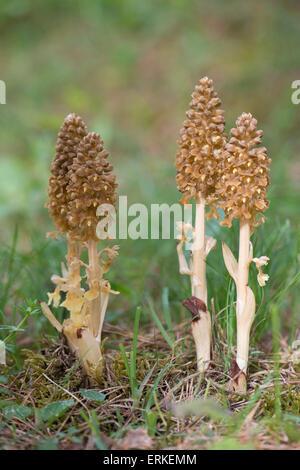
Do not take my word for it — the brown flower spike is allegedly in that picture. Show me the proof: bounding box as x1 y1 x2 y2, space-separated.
67 132 118 242
47 113 88 235
218 113 271 393
175 76 227 211
216 112 271 229
175 77 227 372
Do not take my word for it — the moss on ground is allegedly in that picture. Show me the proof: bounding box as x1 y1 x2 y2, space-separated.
0 323 299 450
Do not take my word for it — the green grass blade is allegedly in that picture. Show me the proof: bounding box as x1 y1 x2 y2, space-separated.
271 305 281 419
130 306 141 389
146 297 174 349
162 287 175 342
1 225 18 312
80 410 107 450
119 343 130 379
145 363 172 412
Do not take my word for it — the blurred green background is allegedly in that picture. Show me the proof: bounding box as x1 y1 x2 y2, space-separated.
0 0 299 341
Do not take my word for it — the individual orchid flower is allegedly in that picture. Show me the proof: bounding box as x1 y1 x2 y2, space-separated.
252 256 270 286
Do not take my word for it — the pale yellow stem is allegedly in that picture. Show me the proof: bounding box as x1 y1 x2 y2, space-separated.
191 193 211 371
192 318 211 373
236 220 255 376
192 194 207 302
96 290 109 342
87 239 101 337
66 235 80 277
236 221 250 312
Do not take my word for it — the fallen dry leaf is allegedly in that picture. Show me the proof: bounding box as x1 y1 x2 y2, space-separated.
117 428 153 450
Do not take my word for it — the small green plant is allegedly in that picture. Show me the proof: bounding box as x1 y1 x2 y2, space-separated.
0 300 40 368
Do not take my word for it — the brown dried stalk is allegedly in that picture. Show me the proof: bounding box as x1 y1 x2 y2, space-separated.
42 119 119 383
216 112 271 392
175 77 227 372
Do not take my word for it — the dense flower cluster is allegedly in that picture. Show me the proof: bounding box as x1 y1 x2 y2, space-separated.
175 77 227 209
47 113 88 234
216 113 271 228
67 132 118 241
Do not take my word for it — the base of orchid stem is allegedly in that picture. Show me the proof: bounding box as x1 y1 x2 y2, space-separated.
232 317 253 393
63 319 104 384
236 319 251 372
228 358 247 394
191 314 211 373
228 373 247 394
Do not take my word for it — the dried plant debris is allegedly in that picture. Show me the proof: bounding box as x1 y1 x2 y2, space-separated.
115 428 153 450
1 324 299 450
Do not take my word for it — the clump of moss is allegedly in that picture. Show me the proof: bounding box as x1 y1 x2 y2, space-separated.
261 385 300 416
18 336 87 404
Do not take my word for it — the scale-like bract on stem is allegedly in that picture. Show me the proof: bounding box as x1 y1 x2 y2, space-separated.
47 113 88 236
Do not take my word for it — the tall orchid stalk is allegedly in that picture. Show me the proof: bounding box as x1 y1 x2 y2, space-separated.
175 77 227 372
42 116 119 383
216 113 271 392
